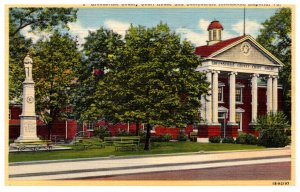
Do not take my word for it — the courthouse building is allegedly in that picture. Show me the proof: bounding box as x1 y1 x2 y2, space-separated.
195 20 283 141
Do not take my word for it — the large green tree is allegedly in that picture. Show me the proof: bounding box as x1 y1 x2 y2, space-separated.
9 8 78 38
9 8 78 103
32 31 82 138
96 23 209 150
257 8 291 121
72 28 124 122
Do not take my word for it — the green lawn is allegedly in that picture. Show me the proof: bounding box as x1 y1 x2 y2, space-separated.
9 140 265 163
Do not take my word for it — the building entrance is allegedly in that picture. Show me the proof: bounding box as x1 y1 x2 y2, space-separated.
218 112 227 138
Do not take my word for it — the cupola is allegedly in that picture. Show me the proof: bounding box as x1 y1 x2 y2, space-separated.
207 20 224 45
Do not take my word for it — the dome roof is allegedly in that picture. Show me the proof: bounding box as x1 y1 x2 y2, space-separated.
207 20 224 31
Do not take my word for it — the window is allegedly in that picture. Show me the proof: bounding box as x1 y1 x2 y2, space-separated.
218 87 223 102
9 109 11 120
236 113 242 131
236 87 243 103
213 30 217 40
87 121 95 130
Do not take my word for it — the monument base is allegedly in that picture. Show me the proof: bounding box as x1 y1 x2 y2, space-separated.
14 137 40 143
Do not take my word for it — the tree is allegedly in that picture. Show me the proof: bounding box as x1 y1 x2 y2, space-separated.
72 28 124 123
96 23 209 150
9 8 78 38
9 30 32 102
9 8 78 103
32 31 82 139
256 112 290 147
257 8 291 121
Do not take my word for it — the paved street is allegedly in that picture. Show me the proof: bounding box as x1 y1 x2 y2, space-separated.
90 162 290 180
9 148 291 180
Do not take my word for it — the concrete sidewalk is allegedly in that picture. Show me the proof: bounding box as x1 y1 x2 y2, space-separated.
9 148 291 180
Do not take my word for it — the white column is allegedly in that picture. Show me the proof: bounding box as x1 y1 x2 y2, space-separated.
251 74 259 123
272 76 278 113
212 71 219 124
205 72 212 124
267 75 273 113
200 95 206 123
228 72 237 124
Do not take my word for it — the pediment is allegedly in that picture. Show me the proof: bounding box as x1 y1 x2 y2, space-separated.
210 36 283 67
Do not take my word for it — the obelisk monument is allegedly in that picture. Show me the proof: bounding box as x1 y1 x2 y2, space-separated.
15 54 40 142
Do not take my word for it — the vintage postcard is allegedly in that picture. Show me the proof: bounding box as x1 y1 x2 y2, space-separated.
4 2 295 188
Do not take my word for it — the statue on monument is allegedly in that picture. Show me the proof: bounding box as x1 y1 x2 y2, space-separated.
24 54 33 80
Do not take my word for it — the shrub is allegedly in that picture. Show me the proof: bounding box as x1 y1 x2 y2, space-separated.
150 136 162 142
163 134 172 142
256 112 290 148
236 133 257 145
222 136 235 144
245 134 257 145
257 132 290 148
236 133 247 144
177 130 187 142
93 126 111 139
209 135 221 143
116 129 135 137
151 134 172 142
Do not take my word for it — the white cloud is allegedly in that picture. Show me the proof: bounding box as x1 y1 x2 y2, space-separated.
222 31 236 40
104 19 130 38
68 21 97 45
176 27 207 46
20 21 97 46
198 19 210 31
20 26 51 43
232 19 262 37
176 19 211 46
177 18 262 47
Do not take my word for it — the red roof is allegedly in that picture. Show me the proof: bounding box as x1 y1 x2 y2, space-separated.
207 21 224 30
195 36 245 57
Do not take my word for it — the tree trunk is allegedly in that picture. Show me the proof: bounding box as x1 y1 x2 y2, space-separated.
135 121 139 136
144 123 151 151
47 121 53 140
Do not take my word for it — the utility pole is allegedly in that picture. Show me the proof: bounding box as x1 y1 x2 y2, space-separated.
243 7 246 36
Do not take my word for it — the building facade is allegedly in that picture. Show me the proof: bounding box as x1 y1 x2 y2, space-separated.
9 20 284 142
195 20 283 141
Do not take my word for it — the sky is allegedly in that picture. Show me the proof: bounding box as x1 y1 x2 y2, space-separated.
21 7 279 47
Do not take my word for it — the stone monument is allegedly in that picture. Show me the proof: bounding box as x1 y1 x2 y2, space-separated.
15 54 40 142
